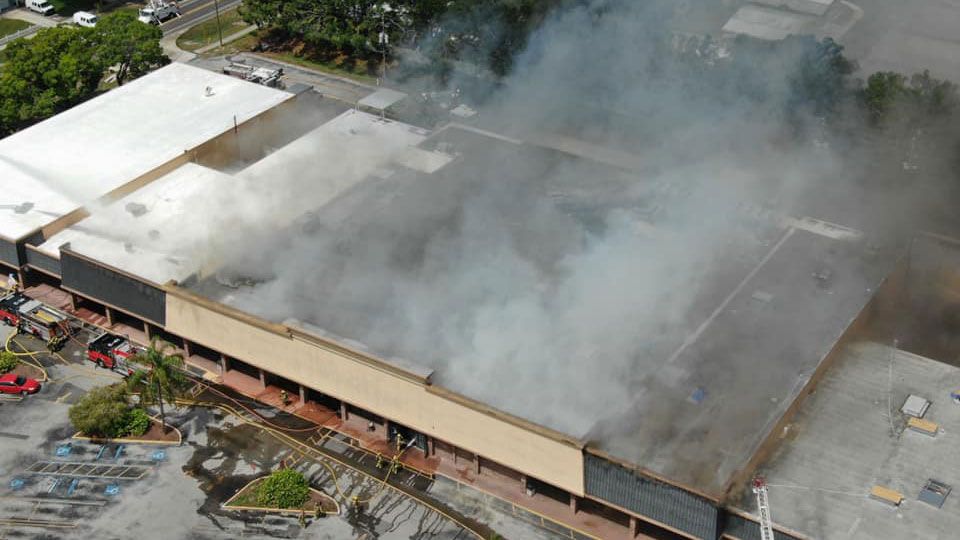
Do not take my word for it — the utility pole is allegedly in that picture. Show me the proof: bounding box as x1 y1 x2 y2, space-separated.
378 3 392 86
214 0 224 47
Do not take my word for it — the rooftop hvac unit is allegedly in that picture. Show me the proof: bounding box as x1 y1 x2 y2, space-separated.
901 394 930 418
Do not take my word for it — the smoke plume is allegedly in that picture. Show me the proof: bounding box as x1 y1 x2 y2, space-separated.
199 0 959 440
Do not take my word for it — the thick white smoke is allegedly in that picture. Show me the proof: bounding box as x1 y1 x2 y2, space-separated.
195 0 958 439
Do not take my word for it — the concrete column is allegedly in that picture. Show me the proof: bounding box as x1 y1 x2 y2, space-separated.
299 384 306 404
340 401 349 420
520 476 527 489
143 322 153 340
629 516 638 538
569 495 578 514
258 369 266 388
70 293 80 311
426 437 434 456
475 455 482 475
219 354 230 373
105 307 115 326
182 340 193 357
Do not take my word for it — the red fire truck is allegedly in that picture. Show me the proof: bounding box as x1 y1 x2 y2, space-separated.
86 332 139 376
0 292 72 351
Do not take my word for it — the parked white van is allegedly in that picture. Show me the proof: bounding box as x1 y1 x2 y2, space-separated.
73 11 98 27
25 0 55 16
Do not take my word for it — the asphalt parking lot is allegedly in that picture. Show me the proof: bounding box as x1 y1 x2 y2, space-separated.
0 324 564 540
834 0 960 82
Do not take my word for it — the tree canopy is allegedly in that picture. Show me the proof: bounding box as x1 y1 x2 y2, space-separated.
0 12 167 136
68 384 131 438
0 26 103 135
127 337 186 432
862 70 958 126
240 0 565 75
91 11 168 86
257 469 310 509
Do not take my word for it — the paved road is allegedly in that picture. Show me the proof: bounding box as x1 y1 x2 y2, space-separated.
0 7 60 28
190 53 377 104
836 0 960 81
161 0 243 35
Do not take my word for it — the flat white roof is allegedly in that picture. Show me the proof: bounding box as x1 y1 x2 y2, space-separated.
357 88 407 110
41 110 441 286
39 163 238 284
236 109 436 223
722 4 817 41
0 62 292 241
752 0 835 17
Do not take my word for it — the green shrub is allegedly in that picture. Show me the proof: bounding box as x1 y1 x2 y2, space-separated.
0 351 17 374
122 407 151 437
68 384 130 438
257 469 309 509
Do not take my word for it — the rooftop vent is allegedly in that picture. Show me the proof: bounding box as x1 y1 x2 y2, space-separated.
0 202 35 214
901 394 930 418
125 202 148 217
919 479 951 508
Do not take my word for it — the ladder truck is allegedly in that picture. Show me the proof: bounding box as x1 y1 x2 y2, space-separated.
0 292 73 351
86 332 139 376
752 476 775 540
138 0 180 25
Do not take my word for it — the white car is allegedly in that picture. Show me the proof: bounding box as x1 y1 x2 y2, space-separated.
73 11 99 28
25 0 55 16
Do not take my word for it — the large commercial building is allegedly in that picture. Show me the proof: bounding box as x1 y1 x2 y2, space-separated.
0 63 941 540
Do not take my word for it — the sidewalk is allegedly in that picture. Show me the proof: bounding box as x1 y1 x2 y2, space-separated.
194 23 256 54
2 8 60 28
216 366 645 540
160 31 197 63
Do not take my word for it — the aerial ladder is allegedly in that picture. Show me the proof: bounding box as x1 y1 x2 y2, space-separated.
752 476 775 540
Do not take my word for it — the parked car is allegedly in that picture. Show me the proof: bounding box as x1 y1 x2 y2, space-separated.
73 11 98 27
25 0 55 16
0 373 41 395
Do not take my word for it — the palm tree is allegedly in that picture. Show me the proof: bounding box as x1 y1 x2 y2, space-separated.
127 337 186 432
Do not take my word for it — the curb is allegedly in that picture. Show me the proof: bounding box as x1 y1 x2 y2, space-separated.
71 418 183 446
223 478 340 516
194 24 257 54
239 52 379 90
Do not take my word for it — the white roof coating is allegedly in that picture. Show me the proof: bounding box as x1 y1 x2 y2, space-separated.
235 109 435 224
0 62 292 241
39 163 239 284
722 4 817 41
752 0 835 17
357 88 408 110
40 110 440 286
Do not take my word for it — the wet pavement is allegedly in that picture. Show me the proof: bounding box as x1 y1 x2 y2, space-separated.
0 324 567 540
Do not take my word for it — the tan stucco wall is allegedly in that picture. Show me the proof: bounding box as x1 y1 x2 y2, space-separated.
165 289 586 495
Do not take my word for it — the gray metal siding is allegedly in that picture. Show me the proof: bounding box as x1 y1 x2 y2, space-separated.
61 251 165 325
0 238 20 268
722 513 801 540
25 248 61 276
584 453 719 539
